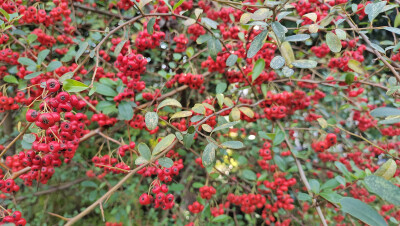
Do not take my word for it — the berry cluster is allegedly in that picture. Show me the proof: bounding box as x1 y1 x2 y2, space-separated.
173 34 188 53
0 178 19 194
113 89 135 103
92 155 130 174
135 22 165 51
139 182 175 209
227 193 266 213
199 185 216 199
0 210 26 226
311 43 330 58
0 48 19 65
115 53 147 91
118 142 136 157
188 201 204 214
0 94 20 112
311 133 337 152
137 158 183 183
187 24 206 41
166 73 205 90
0 34 9 44
92 113 118 127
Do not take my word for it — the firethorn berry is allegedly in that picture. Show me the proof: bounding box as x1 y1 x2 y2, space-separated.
46 79 60 92
188 201 204 214
199 185 216 199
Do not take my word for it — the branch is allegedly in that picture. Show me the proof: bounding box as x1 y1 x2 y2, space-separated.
277 121 328 226
64 140 178 225
0 122 32 159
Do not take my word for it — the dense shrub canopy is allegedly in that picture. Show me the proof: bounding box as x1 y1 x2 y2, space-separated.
0 0 400 225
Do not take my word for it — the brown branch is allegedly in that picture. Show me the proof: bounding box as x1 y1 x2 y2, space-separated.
0 122 32 159
64 140 178 225
277 121 328 226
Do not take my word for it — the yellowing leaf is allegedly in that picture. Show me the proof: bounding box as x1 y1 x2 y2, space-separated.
239 107 254 118
309 24 319 33
170 111 193 120
348 59 364 74
229 107 241 121
303 13 317 22
281 41 295 66
374 159 397 180
240 13 252 24
202 124 212 132
158 99 182 111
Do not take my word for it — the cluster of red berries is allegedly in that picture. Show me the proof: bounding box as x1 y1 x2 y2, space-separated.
92 113 118 127
391 52 400 62
0 178 19 194
0 34 9 44
118 142 136 157
142 89 161 101
227 193 266 213
105 222 122 226
115 0 134 10
187 24 206 41
0 0 20 13
199 185 216 199
201 52 230 73
111 38 131 56
381 124 400 136
113 90 135 103
298 74 318 89
166 73 205 90
355 2 371 20
311 43 330 58
291 0 346 25
328 45 366 71
0 94 20 112
211 202 229 217
260 90 311 121
173 34 188 53
92 155 130 174
137 159 183 183
353 110 377 131
259 175 297 212
171 119 188 132
311 133 337 152
195 157 204 168
135 22 165 51
31 29 57 47
140 182 175 209
219 25 240 40
54 63 88 80
259 141 273 160
0 210 26 226
188 201 204 214
115 53 147 91
0 48 19 65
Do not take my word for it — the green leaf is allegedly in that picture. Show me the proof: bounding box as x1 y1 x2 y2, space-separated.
37 49 50 64
59 72 74 83
271 21 287 41
320 179 340 191
247 30 268 58
3 75 18 84
274 155 287 171
183 132 195 149
95 83 118 96
345 73 355 85
18 57 37 68
226 54 238 67
153 134 176 155
370 43 385 53
24 72 42 80
309 179 320 194
196 34 211 44
0 8 10 21
145 112 158 130
291 60 317 68
202 143 217 167
395 13 400 27
157 98 182 111
285 34 310 42
370 107 400 118
282 66 294 77
26 34 37 44
193 182 204 188
173 0 185 10
208 37 222 61
242 169 257 181
158 157 174 168
216 83 227 94
326 32 342 53
147 18 156 35
138 143 151 161
186 47 194 57
221 141 244 149
340 197 387 226
273 130 285 146
320 191 343 204
335 176 346 186
270 56 285 69
47 61 62 72
201 18 218 29
335 161 353 178
364 175 400 206
114 40 127 57
212 121 239 133
365 1 387 22
212 214 231 223
135 156 149 165
297 192 312 201
335 29 347 40
374 159 397 180
252 58 265 82
81 181 98 188
63 79 89 92
118 101 134 121
76 41 89 63
23 134 36 143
